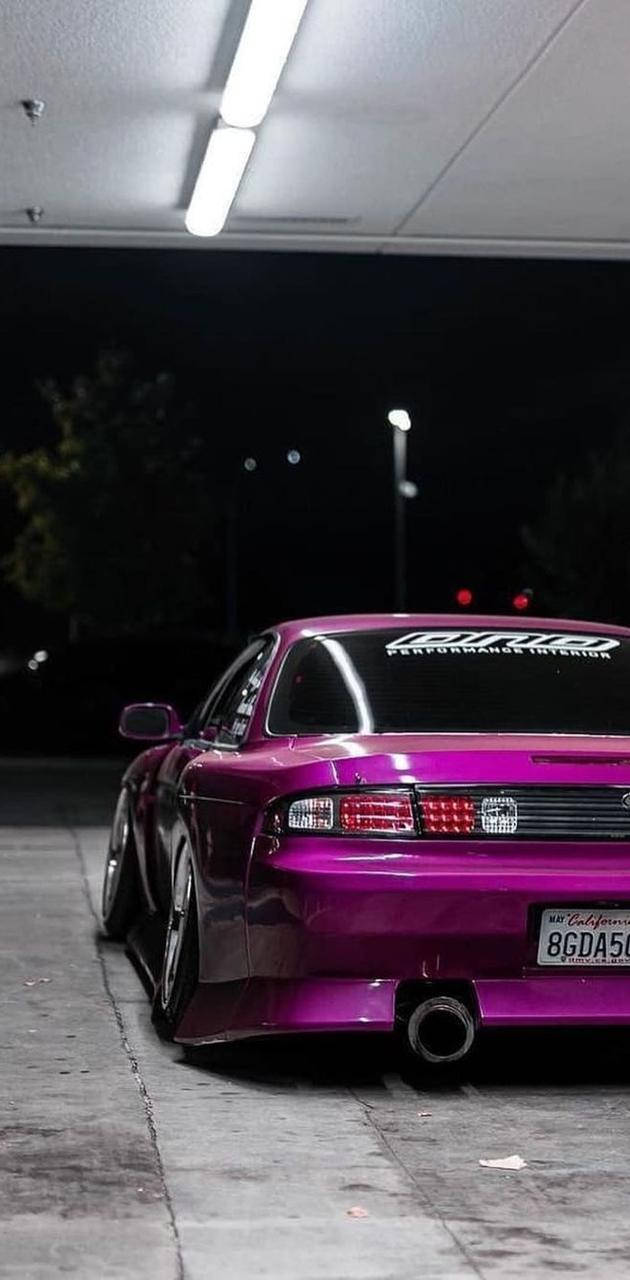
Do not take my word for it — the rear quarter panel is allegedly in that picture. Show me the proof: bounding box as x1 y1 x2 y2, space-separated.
123 743 175 913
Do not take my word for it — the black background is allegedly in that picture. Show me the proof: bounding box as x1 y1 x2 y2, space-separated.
3 246 629 634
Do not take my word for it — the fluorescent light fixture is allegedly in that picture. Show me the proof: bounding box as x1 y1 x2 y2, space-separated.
387 408 412 432
221 0 309 129
186 126 255 237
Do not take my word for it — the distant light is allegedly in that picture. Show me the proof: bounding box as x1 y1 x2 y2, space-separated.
398 479 418 499
186 127 255 237
221 0 310 129
456 588 474 608
387 408 411 432
33 649 48 663
513 591 531 612
243 457 258 472
287 449 301 465
27 658 38 671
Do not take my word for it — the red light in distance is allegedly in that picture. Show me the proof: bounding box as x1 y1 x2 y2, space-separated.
455 588 473 608
512 592 530 611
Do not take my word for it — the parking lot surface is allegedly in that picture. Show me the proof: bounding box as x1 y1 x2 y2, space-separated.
3 760 630 1279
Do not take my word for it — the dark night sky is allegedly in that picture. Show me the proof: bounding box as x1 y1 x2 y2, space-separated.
2 245 630 639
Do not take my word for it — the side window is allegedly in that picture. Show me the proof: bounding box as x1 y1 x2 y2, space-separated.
202 639 273 747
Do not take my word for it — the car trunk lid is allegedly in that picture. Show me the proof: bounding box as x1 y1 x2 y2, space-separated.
290 733 630 789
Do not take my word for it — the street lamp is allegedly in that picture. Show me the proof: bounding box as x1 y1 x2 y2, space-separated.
387 408 414 611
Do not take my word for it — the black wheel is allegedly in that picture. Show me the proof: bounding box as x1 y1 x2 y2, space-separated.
102 789 140 939
152 839 199 1040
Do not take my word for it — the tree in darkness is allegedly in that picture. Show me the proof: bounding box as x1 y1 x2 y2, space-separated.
523 428 630 623
0 349 213 638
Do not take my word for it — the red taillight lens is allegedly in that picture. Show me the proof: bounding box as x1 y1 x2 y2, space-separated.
420 794 475 834
339 791 415 833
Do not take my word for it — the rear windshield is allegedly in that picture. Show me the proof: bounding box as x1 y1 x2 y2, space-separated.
268 627 630 736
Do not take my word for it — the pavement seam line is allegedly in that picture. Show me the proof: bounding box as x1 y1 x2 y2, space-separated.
348 1086 487 1280
65 817 186 1280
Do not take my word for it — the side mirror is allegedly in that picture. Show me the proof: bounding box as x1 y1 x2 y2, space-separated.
119 702 182 741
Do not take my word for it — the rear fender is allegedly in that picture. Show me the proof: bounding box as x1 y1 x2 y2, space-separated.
123 744 174 915
183 791 260 986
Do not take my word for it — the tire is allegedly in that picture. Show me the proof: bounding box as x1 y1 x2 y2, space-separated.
102 789 140 939
152 839 199 1040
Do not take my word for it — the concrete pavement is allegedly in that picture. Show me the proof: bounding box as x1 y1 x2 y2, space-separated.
3 761 630 1278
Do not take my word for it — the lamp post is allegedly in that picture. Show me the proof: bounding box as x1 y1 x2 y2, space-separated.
387 408 413 611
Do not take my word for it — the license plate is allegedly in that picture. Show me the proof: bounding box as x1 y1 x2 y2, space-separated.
537 908 630 966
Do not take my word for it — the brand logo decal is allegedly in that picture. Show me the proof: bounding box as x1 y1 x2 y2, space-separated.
621 794 630 811
386 630 620 659
481 796 518 834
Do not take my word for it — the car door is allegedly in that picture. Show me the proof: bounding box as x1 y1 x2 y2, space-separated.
181 636 277 992
152 638 273 913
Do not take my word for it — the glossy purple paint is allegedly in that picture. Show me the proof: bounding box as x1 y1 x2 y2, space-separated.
475 976 630 1025
118 614 630 1045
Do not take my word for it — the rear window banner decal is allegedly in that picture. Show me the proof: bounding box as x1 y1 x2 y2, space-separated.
386 631 620 659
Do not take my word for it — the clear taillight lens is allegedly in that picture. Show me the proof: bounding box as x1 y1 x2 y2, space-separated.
287 797 334 831
339 792 415 833
419 793 475 834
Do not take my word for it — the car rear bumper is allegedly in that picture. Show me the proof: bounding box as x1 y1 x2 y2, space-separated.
175 976 397 1042
247 836 630 982
476 975 630 1025
177 837 630 1042
175 973 630 1043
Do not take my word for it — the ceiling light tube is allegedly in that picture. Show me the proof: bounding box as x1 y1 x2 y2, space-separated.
185 126 255 237
221 0 309 129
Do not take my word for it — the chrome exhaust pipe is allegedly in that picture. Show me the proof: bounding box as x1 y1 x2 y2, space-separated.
407 995 476 1065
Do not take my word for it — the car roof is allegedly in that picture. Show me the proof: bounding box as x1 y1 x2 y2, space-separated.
268 613 630 644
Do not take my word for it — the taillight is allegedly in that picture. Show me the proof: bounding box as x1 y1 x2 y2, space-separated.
266 788 519 839
419 794 475 834
339 792 415 833
266 788 418 837
287 797 334 831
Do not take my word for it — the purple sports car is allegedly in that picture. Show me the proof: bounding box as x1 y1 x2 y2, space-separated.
102 613 630 1067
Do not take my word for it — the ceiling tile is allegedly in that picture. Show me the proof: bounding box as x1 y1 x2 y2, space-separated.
401 0 630 242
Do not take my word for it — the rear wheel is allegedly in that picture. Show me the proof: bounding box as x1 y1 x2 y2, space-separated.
102 789 139 938
153 839 199 1040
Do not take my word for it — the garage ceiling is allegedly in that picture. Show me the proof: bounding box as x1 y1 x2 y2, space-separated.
2 0 629 257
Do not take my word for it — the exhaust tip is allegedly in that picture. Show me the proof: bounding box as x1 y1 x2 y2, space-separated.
407 995 476 1065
